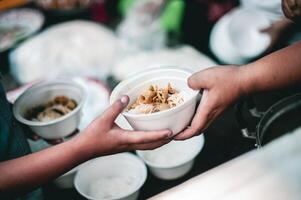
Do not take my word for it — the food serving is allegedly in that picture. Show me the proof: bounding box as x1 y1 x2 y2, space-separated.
110 67 199 135
25 96 77 122
127 83 185 114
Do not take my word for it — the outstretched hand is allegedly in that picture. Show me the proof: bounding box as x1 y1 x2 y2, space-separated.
175 66 247 140
76 95 173 158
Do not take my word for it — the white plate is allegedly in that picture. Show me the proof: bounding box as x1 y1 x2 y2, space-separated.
210 8 271 64
0 8 44 52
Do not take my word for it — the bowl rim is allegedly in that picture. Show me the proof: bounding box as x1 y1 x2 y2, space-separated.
110 66 199 119
0 8 45 53
74 152 147 200
13 79 86 126
136 134 205 169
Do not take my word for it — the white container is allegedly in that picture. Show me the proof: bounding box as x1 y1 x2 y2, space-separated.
74 153 147 200
110 67 199 136
136 134 204 180
13 79 85 139
210 8 271 65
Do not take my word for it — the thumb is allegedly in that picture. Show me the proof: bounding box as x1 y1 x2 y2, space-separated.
188 70 210 90
102 95 129 126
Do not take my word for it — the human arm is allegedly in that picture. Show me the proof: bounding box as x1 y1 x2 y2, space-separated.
0 96 172 195
175 41 301 140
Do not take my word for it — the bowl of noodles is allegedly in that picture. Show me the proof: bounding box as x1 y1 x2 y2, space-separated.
110 67 199 136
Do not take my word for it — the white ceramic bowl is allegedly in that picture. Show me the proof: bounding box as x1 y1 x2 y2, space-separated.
13 79 85 139
74 153 147 200
110 67 199 136
136 135 204 180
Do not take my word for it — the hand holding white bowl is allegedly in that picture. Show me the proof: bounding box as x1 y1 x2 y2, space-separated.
110 67 199 136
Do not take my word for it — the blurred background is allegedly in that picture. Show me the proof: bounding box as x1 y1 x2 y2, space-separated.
1 0 301 199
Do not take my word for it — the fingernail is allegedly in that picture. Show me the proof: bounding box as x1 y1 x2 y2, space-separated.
120 96 128 105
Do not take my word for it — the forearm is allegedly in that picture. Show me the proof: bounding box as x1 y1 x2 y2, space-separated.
0 135 91 195
241 42 301 94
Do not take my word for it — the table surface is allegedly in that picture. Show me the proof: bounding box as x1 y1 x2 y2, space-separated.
1 3 301 200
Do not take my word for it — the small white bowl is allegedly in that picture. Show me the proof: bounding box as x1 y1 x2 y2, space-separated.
136 135 204 180
110 67 199 136
74 153 147 200
13 79 85 139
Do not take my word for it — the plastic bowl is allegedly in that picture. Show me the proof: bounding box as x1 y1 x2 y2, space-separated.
74 153 147 200
13 79 85 139
136 134 204 180
110 67 199 136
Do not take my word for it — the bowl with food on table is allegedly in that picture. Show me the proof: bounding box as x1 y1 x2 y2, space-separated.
13 79 85 140
75 153 147 200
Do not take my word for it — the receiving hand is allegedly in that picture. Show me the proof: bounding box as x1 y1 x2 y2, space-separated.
260 19 292 49
24 125 65 145
282 0 301 22
75 95 173 158
175 66 247 140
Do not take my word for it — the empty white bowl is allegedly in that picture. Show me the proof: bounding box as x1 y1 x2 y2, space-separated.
74 153 147 200
110 67 199 136
13 79 85 139
136 134 204 180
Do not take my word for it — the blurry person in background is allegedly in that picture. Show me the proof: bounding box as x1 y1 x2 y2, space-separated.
114 0 237 54
0 79 172 199
209 0 301 65
175 0 301 140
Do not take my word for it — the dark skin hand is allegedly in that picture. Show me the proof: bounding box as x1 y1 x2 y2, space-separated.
0 96 172 195
175 42 301 140
260 18 292 50
282 0 301 21
175 0 301 140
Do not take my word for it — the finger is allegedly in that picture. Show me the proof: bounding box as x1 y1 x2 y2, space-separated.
122 129 172 144
45 138 63 145
22 125 41 141
174 114 217 141
286 0 297 8
175 101 223 141
174 91 212 140
283 0 295 19
30 133 41 141
260 28 269 33
287 0 301 18
174 128 199 141
102 95 129 126
187 70 210 90
131 139 171 151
